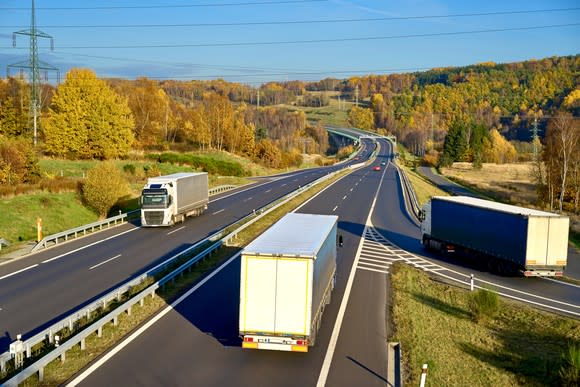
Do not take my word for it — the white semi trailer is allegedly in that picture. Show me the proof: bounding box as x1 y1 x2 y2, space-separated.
140 172 208 227
239 213 338 352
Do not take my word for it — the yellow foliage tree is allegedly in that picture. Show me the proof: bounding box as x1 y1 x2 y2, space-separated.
82 161 129 217
44 69 134 159
347 106 374 130
482 129 517 163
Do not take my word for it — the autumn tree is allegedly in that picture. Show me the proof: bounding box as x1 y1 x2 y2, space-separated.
347 106 374 131
0 77 31 137
44 69 134 159
543 112 579 212
482 129 518 164
0 135 40 184
82 161 129 217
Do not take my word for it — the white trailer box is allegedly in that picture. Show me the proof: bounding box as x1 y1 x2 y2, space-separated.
239 213 338 352
141 172 208 227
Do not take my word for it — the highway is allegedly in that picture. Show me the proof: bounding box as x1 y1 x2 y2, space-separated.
0 133 370 353
69 136 578 386
70 138 395 387
2 130 578 385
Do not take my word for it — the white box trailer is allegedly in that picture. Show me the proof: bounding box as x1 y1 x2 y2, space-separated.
140 172 208 227
239 213 338 352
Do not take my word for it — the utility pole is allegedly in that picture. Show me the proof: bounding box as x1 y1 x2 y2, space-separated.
531 117 539 161
8 0 59 146
354 85 359 107
257 88 260 107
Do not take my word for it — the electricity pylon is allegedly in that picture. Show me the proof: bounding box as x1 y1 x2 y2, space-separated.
7 0 59 146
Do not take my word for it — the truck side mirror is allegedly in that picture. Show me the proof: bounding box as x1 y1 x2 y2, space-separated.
418 210 425 221
338 235 343 247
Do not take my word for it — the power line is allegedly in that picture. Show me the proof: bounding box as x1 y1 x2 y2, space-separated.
1 7 578 29
5 23 576 50
0 0 326 11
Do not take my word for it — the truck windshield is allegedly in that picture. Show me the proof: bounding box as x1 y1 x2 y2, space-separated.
141 193 168 208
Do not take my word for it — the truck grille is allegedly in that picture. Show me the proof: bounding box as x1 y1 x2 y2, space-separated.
144 211 164 225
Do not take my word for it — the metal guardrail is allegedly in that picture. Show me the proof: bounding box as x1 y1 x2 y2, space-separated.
395 164 421 221
29 185 237 254
1 168 349 385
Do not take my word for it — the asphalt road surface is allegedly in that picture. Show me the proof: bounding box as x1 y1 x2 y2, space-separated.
0 135 373 353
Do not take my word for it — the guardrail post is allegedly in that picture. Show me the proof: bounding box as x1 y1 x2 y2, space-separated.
140 298 144 307
97 326 102 338
127 305 132 316
60 351 65 363
48 330 53 344
80 338 85 351
470 274 474 291
113 316 118 326
38 366 44 382
0 358 5 373
69 318 73 331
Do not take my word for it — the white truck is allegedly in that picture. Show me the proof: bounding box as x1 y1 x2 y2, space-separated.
420 196 569 276
140 172 208 227
239 213 338 352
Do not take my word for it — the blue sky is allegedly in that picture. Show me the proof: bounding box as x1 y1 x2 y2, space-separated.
1 0 579 84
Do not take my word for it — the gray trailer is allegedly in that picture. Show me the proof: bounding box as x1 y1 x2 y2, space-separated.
239 213 338 352
420 196 569 276
140 172 209 227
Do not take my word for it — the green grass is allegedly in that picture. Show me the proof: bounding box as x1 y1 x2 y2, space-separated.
398 164 448 206
390 263 580 386
0 192 98 245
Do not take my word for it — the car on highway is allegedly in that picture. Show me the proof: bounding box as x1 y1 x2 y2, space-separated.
373 166 381 171
381 162 386 166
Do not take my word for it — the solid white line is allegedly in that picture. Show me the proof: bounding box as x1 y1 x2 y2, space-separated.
332 206 338 212
243 197 253 202
542 277 580 289
281 183 287 187
67 252 242 387
265 189 272 193
342 195 347 200
212 209 225 215
89 255 122 270
41 228 138 264
0 264 39 281
350 188 353 192
317 144 386 387
166 226 186 235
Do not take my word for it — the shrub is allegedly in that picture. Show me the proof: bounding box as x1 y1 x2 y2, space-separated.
559 343 580 386
468 287 500 322
123 163 136 175
82 161 129 217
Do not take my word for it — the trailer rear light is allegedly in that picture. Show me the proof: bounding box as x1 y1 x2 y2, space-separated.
555 272 563 277
244 337 254 342
296 340 306 346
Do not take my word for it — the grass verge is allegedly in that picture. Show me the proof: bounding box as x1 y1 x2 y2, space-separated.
5 167 353 386
398 164 448 206
390 263 580 386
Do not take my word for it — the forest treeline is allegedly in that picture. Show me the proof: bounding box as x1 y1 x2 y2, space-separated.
0 55 578 211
